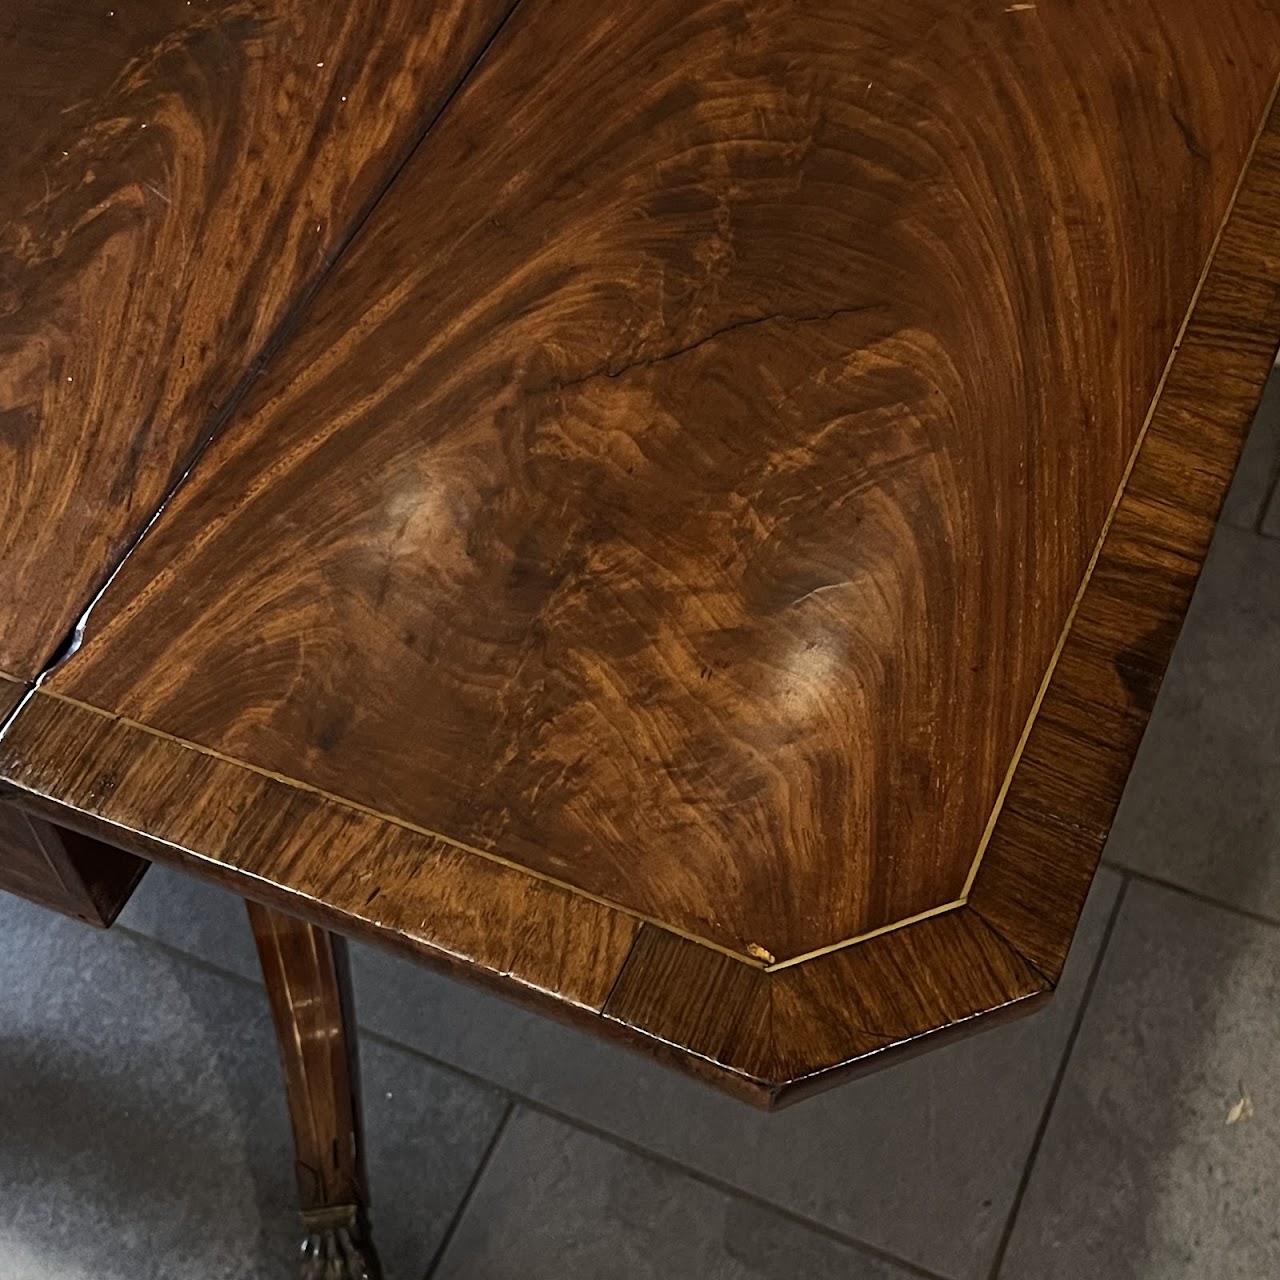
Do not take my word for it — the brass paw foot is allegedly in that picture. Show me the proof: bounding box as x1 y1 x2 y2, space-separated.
299 1206 382 1280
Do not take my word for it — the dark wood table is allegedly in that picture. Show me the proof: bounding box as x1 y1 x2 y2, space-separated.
5 2 1280 1274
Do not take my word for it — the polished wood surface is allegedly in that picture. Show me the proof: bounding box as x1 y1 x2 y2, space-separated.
605 909 1047 1105
33 0 1280 965
0 0 515 680
0 675 22 723
1 691 640 1012
2 2 1279 1103
0 804 145 927
247 901 380 1278
970 99 1280 986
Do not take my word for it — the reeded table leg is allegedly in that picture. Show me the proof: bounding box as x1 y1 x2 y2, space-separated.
246 900 382 1280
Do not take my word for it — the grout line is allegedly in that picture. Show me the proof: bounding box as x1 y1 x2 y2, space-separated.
110 920 944 1280
484 1102 953 1280
1099 860 1280 932
984 874 1131 1280
363 1016 923 1276
422 1102 515 1280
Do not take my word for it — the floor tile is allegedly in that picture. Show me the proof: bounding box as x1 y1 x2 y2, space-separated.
117 859 261 981
434 1108 924 1280
0 892 506 1280
350 869 1119 1280
119 860 1120 1278
1001 881 1280 1279
1103 525 1280 919
1220 367 1280 533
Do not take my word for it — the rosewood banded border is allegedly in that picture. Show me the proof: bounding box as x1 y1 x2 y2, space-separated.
970 97 1280 983
1 690 637 1013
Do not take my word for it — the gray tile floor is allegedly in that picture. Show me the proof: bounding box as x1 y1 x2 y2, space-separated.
3 376 1280 1279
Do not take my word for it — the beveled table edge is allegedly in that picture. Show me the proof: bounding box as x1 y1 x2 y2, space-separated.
968 83 1280 990
3 91 1279 1106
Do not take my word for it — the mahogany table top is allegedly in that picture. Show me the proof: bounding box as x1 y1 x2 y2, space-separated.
3 0 1280 1103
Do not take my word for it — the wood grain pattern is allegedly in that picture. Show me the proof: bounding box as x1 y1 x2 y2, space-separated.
2 3 1279 1103
0 675 22 723
969 99 1280 983
247 901 382 1279
604 912 1047 1106
0 690 638 1011
39 0 1280 963
0 0 515 679
0 803 146 926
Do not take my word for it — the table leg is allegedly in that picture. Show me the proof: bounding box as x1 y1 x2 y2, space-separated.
245 900 382 1280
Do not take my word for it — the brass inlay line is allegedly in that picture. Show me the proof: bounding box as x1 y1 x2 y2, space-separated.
961 67 1280 902
29 687 769 969
14 81 1277 976
763 899 967 972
